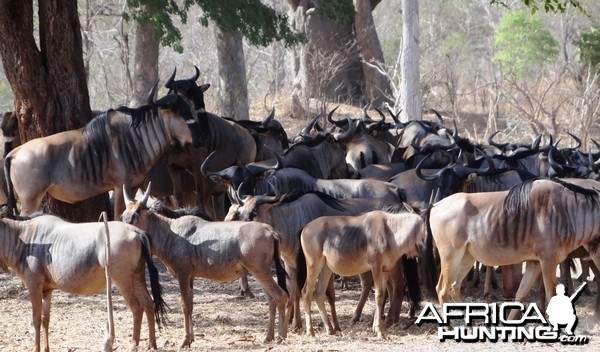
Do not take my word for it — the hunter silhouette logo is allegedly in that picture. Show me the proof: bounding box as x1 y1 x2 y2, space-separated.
416 282 590 344
546 283 586 336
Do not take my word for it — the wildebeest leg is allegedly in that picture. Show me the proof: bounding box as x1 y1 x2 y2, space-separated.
177 275 195 348
313 266 336 335
508 261 541 320
326 275 341 333
41 290 52 352
583 247 600 317
351 272 373 324
284 266 303 332
540 260 558 311
371 265 389 338
560 260 574 294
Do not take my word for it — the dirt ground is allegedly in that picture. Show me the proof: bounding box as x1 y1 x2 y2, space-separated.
0 260 598 352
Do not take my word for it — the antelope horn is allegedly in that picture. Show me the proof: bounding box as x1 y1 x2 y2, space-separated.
140 182 152 206
123 185 132 204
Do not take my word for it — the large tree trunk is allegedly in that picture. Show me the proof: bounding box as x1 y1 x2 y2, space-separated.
0 0 109 221
354 0 393 107
130 5 159 107
399 0 421 122
214 26 249 121
288 0 365 119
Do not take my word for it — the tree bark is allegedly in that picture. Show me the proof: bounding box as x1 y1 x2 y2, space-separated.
0 0 109 221
353 0 393 107
399 0 421 122
130 6 159 107
214 26 249 121
288 0 365 118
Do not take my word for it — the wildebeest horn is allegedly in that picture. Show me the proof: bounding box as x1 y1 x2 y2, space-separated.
360 104 372 122
147 80 159 106
261 106 275 127
414 154 444 181
566 131 581 149
326 106 343 127
200 151 218 177
141 182 152 206
335 118 357 142
300 114 321 136
488 131 507 150
191 66 200 82
432 109 444 124
373 107 386 123
165 68 177 89
386 105 401 125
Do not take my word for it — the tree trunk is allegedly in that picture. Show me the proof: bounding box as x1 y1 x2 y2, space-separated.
288 0 365 118
0 0 109 222
353 0 393 107
399 0 421 122
130 5 159 107
214 26 249 121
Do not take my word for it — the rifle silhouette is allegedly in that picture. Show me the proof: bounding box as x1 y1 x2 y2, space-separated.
569 282 587 302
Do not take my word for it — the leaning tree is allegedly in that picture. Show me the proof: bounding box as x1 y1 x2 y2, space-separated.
0 0 108 221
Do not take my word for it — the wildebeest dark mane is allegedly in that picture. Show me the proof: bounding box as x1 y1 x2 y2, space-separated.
148 201 213 221
504 177 599 213
277 191 347 212
284 133 332 153
381 203 419 215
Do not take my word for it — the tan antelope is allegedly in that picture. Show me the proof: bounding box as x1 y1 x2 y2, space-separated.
0 209 166 352
296 208 425 338
424 177 600 313
4 83 202 219
121 184 289 347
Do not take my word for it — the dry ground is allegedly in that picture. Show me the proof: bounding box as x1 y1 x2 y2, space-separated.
1 260 598 352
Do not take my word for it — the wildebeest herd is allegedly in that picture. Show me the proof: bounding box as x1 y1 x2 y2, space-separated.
0 67 599 351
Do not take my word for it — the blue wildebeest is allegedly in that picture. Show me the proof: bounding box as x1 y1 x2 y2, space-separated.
0 209 166 352
4 83 202 219
163 68 258 219
202 151 406 204
225 191 420 332
424 177 600 315
121 185 289 347
296 208 425 338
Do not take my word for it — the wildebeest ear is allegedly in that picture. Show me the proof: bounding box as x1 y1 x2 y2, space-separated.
199 84 210 93
263 169 277 178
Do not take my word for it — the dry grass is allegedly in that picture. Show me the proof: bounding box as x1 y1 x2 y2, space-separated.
1 261 598 351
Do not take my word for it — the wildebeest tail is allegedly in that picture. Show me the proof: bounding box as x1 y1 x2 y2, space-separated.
296 231 307 292
422 207 437 297
4 155 16 215
272 236 288 294
402 255 421 316
139 234 168 326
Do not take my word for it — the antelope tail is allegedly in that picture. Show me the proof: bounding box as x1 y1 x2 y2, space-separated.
99 211 114 352
422 207 438 297
139 234 168 326
4 155 16 215
272 236 288 294
401 255 422 317
296 232 307 293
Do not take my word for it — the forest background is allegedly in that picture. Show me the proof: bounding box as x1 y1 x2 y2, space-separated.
0 0 599 219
